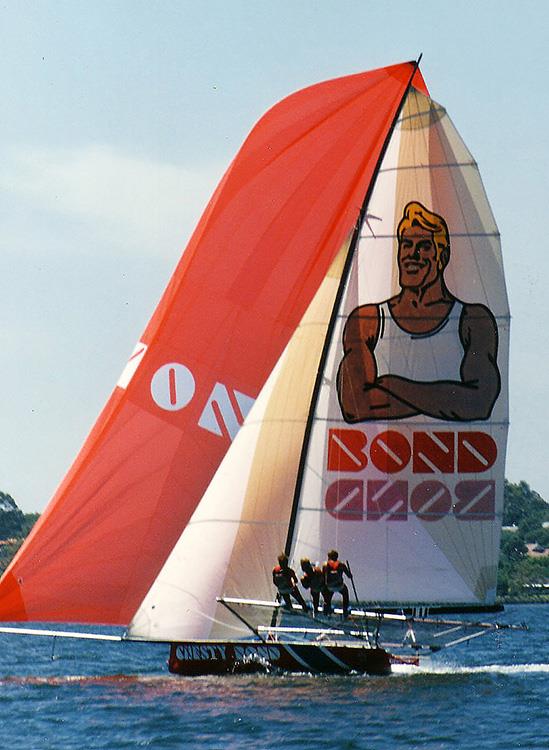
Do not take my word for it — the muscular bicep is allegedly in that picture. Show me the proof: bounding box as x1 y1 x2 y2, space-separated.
337 306 418 421
342 306 379 354
337 307 379 419
459 304 501 409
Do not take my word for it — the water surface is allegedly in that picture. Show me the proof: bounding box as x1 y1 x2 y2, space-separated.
0 604 546 749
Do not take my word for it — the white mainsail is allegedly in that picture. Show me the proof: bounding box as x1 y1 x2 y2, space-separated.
292 89 508 605
129 86 509 642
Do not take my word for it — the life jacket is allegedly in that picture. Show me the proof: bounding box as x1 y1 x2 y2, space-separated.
273 565 294 594
302 566 324 592
325 560 345 592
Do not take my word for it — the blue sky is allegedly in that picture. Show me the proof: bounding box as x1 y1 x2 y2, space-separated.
1 0 548 511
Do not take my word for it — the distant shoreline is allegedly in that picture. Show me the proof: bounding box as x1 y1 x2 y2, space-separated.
500 596 549 606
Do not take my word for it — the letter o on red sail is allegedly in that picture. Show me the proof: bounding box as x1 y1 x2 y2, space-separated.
151 363 195 411
410 481 452 521
370 430 411 473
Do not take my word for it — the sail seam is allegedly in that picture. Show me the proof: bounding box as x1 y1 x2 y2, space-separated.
356 231 500 239
290 507 504 519
397 107 445 123
378 161 476 173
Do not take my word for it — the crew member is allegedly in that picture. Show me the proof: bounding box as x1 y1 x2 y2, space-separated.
272 553 308 610
322 549 352 616
300 558 328 613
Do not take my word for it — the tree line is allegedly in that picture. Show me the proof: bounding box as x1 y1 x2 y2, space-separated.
498 480 549 600
0 492 39 576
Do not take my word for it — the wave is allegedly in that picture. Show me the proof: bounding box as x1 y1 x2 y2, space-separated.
2 662 548 686
392 662 549 676
0 674 165 687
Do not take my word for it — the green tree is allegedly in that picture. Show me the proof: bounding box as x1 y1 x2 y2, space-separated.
503 480 548 533
535 527 549 547
498 481 549 600
0 491 24 538
506 557 549 599
500 531 527 562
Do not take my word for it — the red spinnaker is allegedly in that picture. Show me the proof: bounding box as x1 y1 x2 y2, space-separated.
0 63 428 624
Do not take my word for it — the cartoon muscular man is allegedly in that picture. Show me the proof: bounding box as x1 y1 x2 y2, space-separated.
337 201 501 422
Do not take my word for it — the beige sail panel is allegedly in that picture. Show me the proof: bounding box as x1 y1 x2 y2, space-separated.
206 240 349 636
393 89 434 246
128 237 349 641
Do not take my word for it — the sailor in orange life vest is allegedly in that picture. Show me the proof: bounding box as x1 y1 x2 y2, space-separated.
337 201 500 423
300 558 329 613
272 553 308 610
322 550 352 616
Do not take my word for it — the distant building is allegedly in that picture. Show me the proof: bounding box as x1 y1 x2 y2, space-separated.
526 543 548 557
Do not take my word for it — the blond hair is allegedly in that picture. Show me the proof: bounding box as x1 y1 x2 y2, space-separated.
397 201 449 268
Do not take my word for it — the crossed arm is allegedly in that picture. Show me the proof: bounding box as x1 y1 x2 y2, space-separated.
336 303 500 422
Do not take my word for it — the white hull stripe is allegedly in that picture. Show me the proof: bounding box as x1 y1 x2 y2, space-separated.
318 646 353 671
283 644 317 672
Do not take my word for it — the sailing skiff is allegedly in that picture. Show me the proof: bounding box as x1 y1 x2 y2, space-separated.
0 60 522 675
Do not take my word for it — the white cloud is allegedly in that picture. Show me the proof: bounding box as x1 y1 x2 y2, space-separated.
0 144 229 511
0 145 225 256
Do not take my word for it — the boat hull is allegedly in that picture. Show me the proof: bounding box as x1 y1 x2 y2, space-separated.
168 641 410 676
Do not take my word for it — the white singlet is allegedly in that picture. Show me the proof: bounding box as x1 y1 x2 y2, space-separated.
375 300 464 382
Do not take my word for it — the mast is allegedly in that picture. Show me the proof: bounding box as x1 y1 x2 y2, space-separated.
283 57 423 558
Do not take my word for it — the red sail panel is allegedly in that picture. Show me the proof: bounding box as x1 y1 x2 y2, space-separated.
0 62 427 625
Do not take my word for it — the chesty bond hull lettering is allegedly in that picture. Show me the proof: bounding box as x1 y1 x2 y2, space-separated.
168 641 396 676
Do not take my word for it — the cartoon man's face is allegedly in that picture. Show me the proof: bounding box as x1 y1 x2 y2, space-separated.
398 226 441 290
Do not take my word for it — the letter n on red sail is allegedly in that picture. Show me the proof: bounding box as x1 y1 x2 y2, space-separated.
413 432 454 473
327 429 368 472
457 432 497 473
325 480 363 520
454 481 496 520
366 480 408 521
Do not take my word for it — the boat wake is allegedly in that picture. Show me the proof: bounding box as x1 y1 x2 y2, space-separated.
3 662 548 687
392 662 549 676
